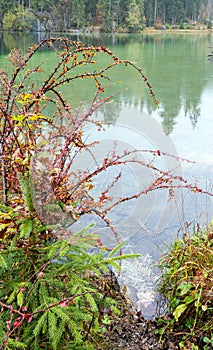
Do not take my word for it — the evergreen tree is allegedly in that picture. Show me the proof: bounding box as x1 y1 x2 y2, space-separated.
166 0 184 24
84 0 98 25
70 0 86 28
96 0 112 31
144 0 155 25
126 0 145 31
0 0 15 27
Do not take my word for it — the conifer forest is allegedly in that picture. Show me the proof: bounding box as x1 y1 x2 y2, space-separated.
0 0 213 32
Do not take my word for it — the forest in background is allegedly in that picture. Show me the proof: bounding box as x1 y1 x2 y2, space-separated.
0 0 213 32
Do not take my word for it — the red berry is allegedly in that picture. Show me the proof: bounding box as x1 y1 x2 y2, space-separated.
13 321 21 327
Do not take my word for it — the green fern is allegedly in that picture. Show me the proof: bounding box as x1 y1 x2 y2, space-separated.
51 306 83 343
0 220 138 349
17 172 35 213
0 319 6 345
52 318 66 349
7 338 27 349
7 282 28 304
33 312 48 338
84 291 99 313
0 204 12 212
0 253 8 269
20 218 33 238
48 311 57 344
38 281 49 304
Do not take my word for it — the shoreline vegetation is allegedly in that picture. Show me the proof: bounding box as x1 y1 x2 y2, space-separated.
0 27 213 35
143 27 213 33
105 226 213 350
56 28 213 34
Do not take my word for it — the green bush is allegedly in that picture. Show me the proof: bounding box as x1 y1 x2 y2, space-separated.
3 7 36 31
156 228 213 349
207 21 212 29
186 24 194 30
0 204 138 349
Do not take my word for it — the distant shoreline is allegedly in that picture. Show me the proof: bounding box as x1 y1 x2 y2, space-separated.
143 28 213 34
0 28 212 35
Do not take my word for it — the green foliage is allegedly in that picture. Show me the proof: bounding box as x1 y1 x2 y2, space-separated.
2 11 16 30
207 20 212 29
70 0 86 28
0 214 139 349
0 0 210 31
126 0 144 32
156 228 213 348
3 6 36 31
179 22 185 29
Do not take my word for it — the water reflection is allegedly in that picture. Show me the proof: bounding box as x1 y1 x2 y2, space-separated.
82 33 213 135
0 32 212 136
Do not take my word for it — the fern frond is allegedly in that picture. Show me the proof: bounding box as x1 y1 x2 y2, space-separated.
51 305 70 322
52 305 84 343
71 345 94 350
70 308 92 322
72 223 95 237
38 281 49 304
107 241 126 258
48 311 57 344
7 282 28 304
35 224 59 233
0 253 8 269
33 297 59 313
84 292 99 313
107 253 141 262
0 319 6 343
52 318 66 349
33 312 48 338
17 172 35 212
66 317 82 343
20 218 33 238
7 337 26 349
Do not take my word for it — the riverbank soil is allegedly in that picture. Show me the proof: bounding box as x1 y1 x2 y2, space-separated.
98 272 177 350
107 312 164 350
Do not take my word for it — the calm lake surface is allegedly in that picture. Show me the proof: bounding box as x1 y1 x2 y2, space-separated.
1 32 212 314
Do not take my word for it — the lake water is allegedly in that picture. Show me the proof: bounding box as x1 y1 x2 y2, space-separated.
1 32 213 316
